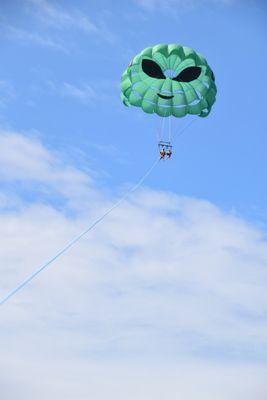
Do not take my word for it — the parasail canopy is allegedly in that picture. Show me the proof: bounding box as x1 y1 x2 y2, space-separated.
121 43 217 118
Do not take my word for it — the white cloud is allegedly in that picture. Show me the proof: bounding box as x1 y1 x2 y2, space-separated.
0 129 267 399
26 0 117 44
47 80 115 106
1 1 117 53
0 23 67 52
135 0 237 12
135 0 196 12
49 81 98 105
0 130 97 208
0 358 266 400
27 0 98 33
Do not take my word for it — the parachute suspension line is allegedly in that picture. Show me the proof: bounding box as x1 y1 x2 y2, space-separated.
0 158 160 306
157 116 165 143
157 109 169 145
174 118 197 140
168 115 172 143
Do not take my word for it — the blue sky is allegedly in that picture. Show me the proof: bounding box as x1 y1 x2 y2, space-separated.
1 0 267 220
0 1 267 399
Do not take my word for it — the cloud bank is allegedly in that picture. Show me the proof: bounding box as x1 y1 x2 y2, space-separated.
0 130 267 399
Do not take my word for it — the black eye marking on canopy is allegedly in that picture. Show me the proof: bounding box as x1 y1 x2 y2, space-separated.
211 70 215 81
173 66 202 82
141 59 165 79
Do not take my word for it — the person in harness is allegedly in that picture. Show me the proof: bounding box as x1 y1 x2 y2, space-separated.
159 141 172 160
160 148 166 159
166 148 172 158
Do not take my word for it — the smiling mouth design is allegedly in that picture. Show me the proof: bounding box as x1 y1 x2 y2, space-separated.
157 93 174 99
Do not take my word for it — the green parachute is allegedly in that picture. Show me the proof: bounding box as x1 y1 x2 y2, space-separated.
121 43 217 118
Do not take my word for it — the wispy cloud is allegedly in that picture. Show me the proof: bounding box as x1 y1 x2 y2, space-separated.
27 0 98 33
0 23 67 52
0 1 117 53
135 0 195 12
57 82 98 104
47 80 114 106
26 0 117 44
135 0 237 12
